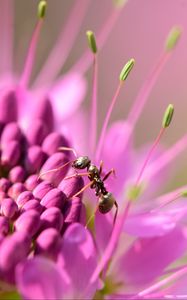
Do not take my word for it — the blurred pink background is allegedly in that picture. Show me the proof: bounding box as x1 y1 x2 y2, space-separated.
12 0 187 188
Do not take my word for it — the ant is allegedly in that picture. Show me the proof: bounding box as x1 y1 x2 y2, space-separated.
39 147 118 225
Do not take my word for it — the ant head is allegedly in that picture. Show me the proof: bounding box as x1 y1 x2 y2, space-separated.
98 192 115 214
72 156 91 169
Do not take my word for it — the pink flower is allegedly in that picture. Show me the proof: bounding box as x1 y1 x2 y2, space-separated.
0 1 187 299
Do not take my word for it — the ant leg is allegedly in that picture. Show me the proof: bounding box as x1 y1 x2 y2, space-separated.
99 160 104 175
113 201 118 225
38 160 74 180
102 168 116 181
85 204 99 229
64 172 90 180
58 147 77 158
72 180 94 198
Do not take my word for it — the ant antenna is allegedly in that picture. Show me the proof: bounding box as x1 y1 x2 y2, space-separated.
38 160 74 180
58 147 77 158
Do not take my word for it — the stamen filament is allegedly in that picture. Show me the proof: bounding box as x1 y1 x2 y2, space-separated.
90 54 98 155
20 3 45 88
95 81 123 161
137 265 187 298
71 8 124 74
33 0 90 87
135 127 165 186
145 133 187 180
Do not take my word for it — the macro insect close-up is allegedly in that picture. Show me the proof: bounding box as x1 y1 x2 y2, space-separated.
1 0 187 299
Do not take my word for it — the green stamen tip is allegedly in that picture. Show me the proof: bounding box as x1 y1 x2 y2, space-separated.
113 0 128 8
126 184 143 201
162 104 174 128
181 190 187 197
165 26 182 51
38 0 47 19
119 58 135 81
86 31 97 54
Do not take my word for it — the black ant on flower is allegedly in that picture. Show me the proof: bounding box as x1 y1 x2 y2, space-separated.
39 147 118 225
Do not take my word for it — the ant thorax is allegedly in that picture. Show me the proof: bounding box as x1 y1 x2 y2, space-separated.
87 164 100 177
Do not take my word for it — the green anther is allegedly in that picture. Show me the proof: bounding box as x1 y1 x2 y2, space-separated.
181 190 187 197
86 31 97 54
113 0 128 8
126 184 143 201
165 26 182 51
38 0 47 19
162 104 174 128
119 58 135 81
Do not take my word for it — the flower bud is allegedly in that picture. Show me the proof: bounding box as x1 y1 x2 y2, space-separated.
0 216 9 235
40 207 63 231
31 98 54 132
16 191 34 208
9 166 26 183
42 132 69 156
40 188 67 209
25 145 47 173
26 119 48 146
35 228 60 259
25 174 41 191
21 199 43 214
40 152 70 185
59 176 84 199
0 90 18 123
1 140 21 167
8 183 26 199
1 198 18 219
1 122 23 145
0 178 11 192
15 210 40 237
63 196 82 224
0 232 30 274
33 180 53 199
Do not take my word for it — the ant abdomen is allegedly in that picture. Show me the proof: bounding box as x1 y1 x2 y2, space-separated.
98 192 116 214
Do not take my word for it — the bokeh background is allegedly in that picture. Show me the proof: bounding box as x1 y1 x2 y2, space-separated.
10 0 187 190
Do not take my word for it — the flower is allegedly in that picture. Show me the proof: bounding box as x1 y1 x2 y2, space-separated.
0 1 187 300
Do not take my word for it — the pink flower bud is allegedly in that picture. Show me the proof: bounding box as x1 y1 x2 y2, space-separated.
9 166 26 183
1 198 18 219
40 207 63 231
26 119 48 146
21 199 43 214
63 196 82 224
1 140 21 167
25 145 47 173
59 176 84 199
15 210 40 237
32 98 54 132
0 232 30 276
40 188 66 209
0 216 9 235
42 132 69 155
0 90 18 123
40 152 69 185
1 122 22 145
0 178 11 192
24 174 41 191
8 183 26 199
16 191 34 208
35 228 61 259
33 181 53 200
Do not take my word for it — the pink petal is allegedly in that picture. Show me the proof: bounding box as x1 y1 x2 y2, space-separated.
124 211 176 237
101 121 133 196
58 223 98 299
114 227 187 287
16 257 70 300
49 72 87 123
95 211 113 253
